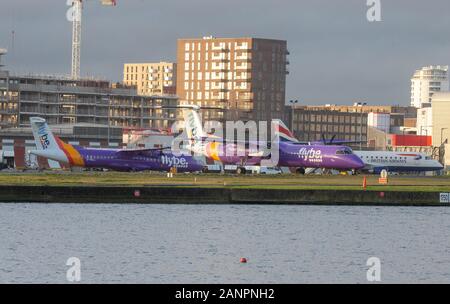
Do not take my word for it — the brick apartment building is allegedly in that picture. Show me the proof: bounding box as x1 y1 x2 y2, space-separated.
176 36 289 123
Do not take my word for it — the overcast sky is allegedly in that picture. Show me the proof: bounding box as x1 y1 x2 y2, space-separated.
1 0 449 106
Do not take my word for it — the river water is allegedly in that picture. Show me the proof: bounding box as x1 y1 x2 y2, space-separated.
1 203 449 283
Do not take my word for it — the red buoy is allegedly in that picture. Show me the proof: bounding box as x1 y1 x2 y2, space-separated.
240 258 247 263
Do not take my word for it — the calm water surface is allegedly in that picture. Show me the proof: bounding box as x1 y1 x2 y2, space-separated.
1 203 450 283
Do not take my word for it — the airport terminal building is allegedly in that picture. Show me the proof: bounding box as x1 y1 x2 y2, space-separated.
285 104 418 148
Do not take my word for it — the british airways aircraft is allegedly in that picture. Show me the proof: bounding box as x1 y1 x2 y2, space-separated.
354 151 443 174
182 107 365 174
29 117 204 172
274 120 444 174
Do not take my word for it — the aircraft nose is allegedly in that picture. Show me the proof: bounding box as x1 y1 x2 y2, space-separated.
351 155 365 169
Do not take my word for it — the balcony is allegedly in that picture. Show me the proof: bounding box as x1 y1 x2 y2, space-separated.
0 109 19 114
211 44 227 51
211 85 226 90
211 66 229 72
235 63 252 70
211 54 226 60
235 44 250 51
235 56 251 61
19 99 41 104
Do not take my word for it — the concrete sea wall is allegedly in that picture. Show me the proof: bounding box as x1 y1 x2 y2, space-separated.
0 186 448 206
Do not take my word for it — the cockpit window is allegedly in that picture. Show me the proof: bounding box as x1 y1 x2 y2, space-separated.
336 147 353 155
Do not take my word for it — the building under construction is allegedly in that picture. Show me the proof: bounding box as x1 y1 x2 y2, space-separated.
0 71 179 129
0 50 181 169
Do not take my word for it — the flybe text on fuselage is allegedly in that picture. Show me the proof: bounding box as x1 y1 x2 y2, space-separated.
297 147 323 163
161 155 189 168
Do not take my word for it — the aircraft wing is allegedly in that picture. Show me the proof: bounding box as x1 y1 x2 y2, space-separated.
188 137 273 146
329 140 367 145
310 140 367 146
115 147 171 156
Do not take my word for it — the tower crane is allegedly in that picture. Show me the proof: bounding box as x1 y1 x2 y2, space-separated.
69 0 117 80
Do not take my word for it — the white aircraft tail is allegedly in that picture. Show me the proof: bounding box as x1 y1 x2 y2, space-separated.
30 117 59 151
182 107 206 141
29 117 69 163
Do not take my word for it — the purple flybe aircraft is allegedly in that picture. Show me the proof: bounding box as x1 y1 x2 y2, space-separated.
273 120 365 173
29 117 204 172
182 107 364 174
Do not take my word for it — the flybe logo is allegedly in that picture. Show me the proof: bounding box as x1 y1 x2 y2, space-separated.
38 125 50 150
297 148 323 163
187 111 199 139
161 155 189 168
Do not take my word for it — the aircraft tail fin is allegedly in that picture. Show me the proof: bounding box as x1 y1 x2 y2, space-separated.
182 107 206 142
29 117 71 164
272 119 299 143
30 117 60 151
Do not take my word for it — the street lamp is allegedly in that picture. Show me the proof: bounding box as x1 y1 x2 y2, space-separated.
419 125 434 147
441 128 448 146
357 102 367 150
288 99 299 134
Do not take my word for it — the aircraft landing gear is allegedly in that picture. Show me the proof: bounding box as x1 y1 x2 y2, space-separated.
295 168 306 175
236 167 246 175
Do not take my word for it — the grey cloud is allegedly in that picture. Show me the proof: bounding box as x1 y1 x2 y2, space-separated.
0 0 449 105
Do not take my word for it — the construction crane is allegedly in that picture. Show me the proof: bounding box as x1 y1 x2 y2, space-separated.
69 0 117 80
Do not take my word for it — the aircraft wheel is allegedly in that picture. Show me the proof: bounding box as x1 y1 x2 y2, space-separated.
236 167 246 175
202 167 209 174
296 168 306 175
